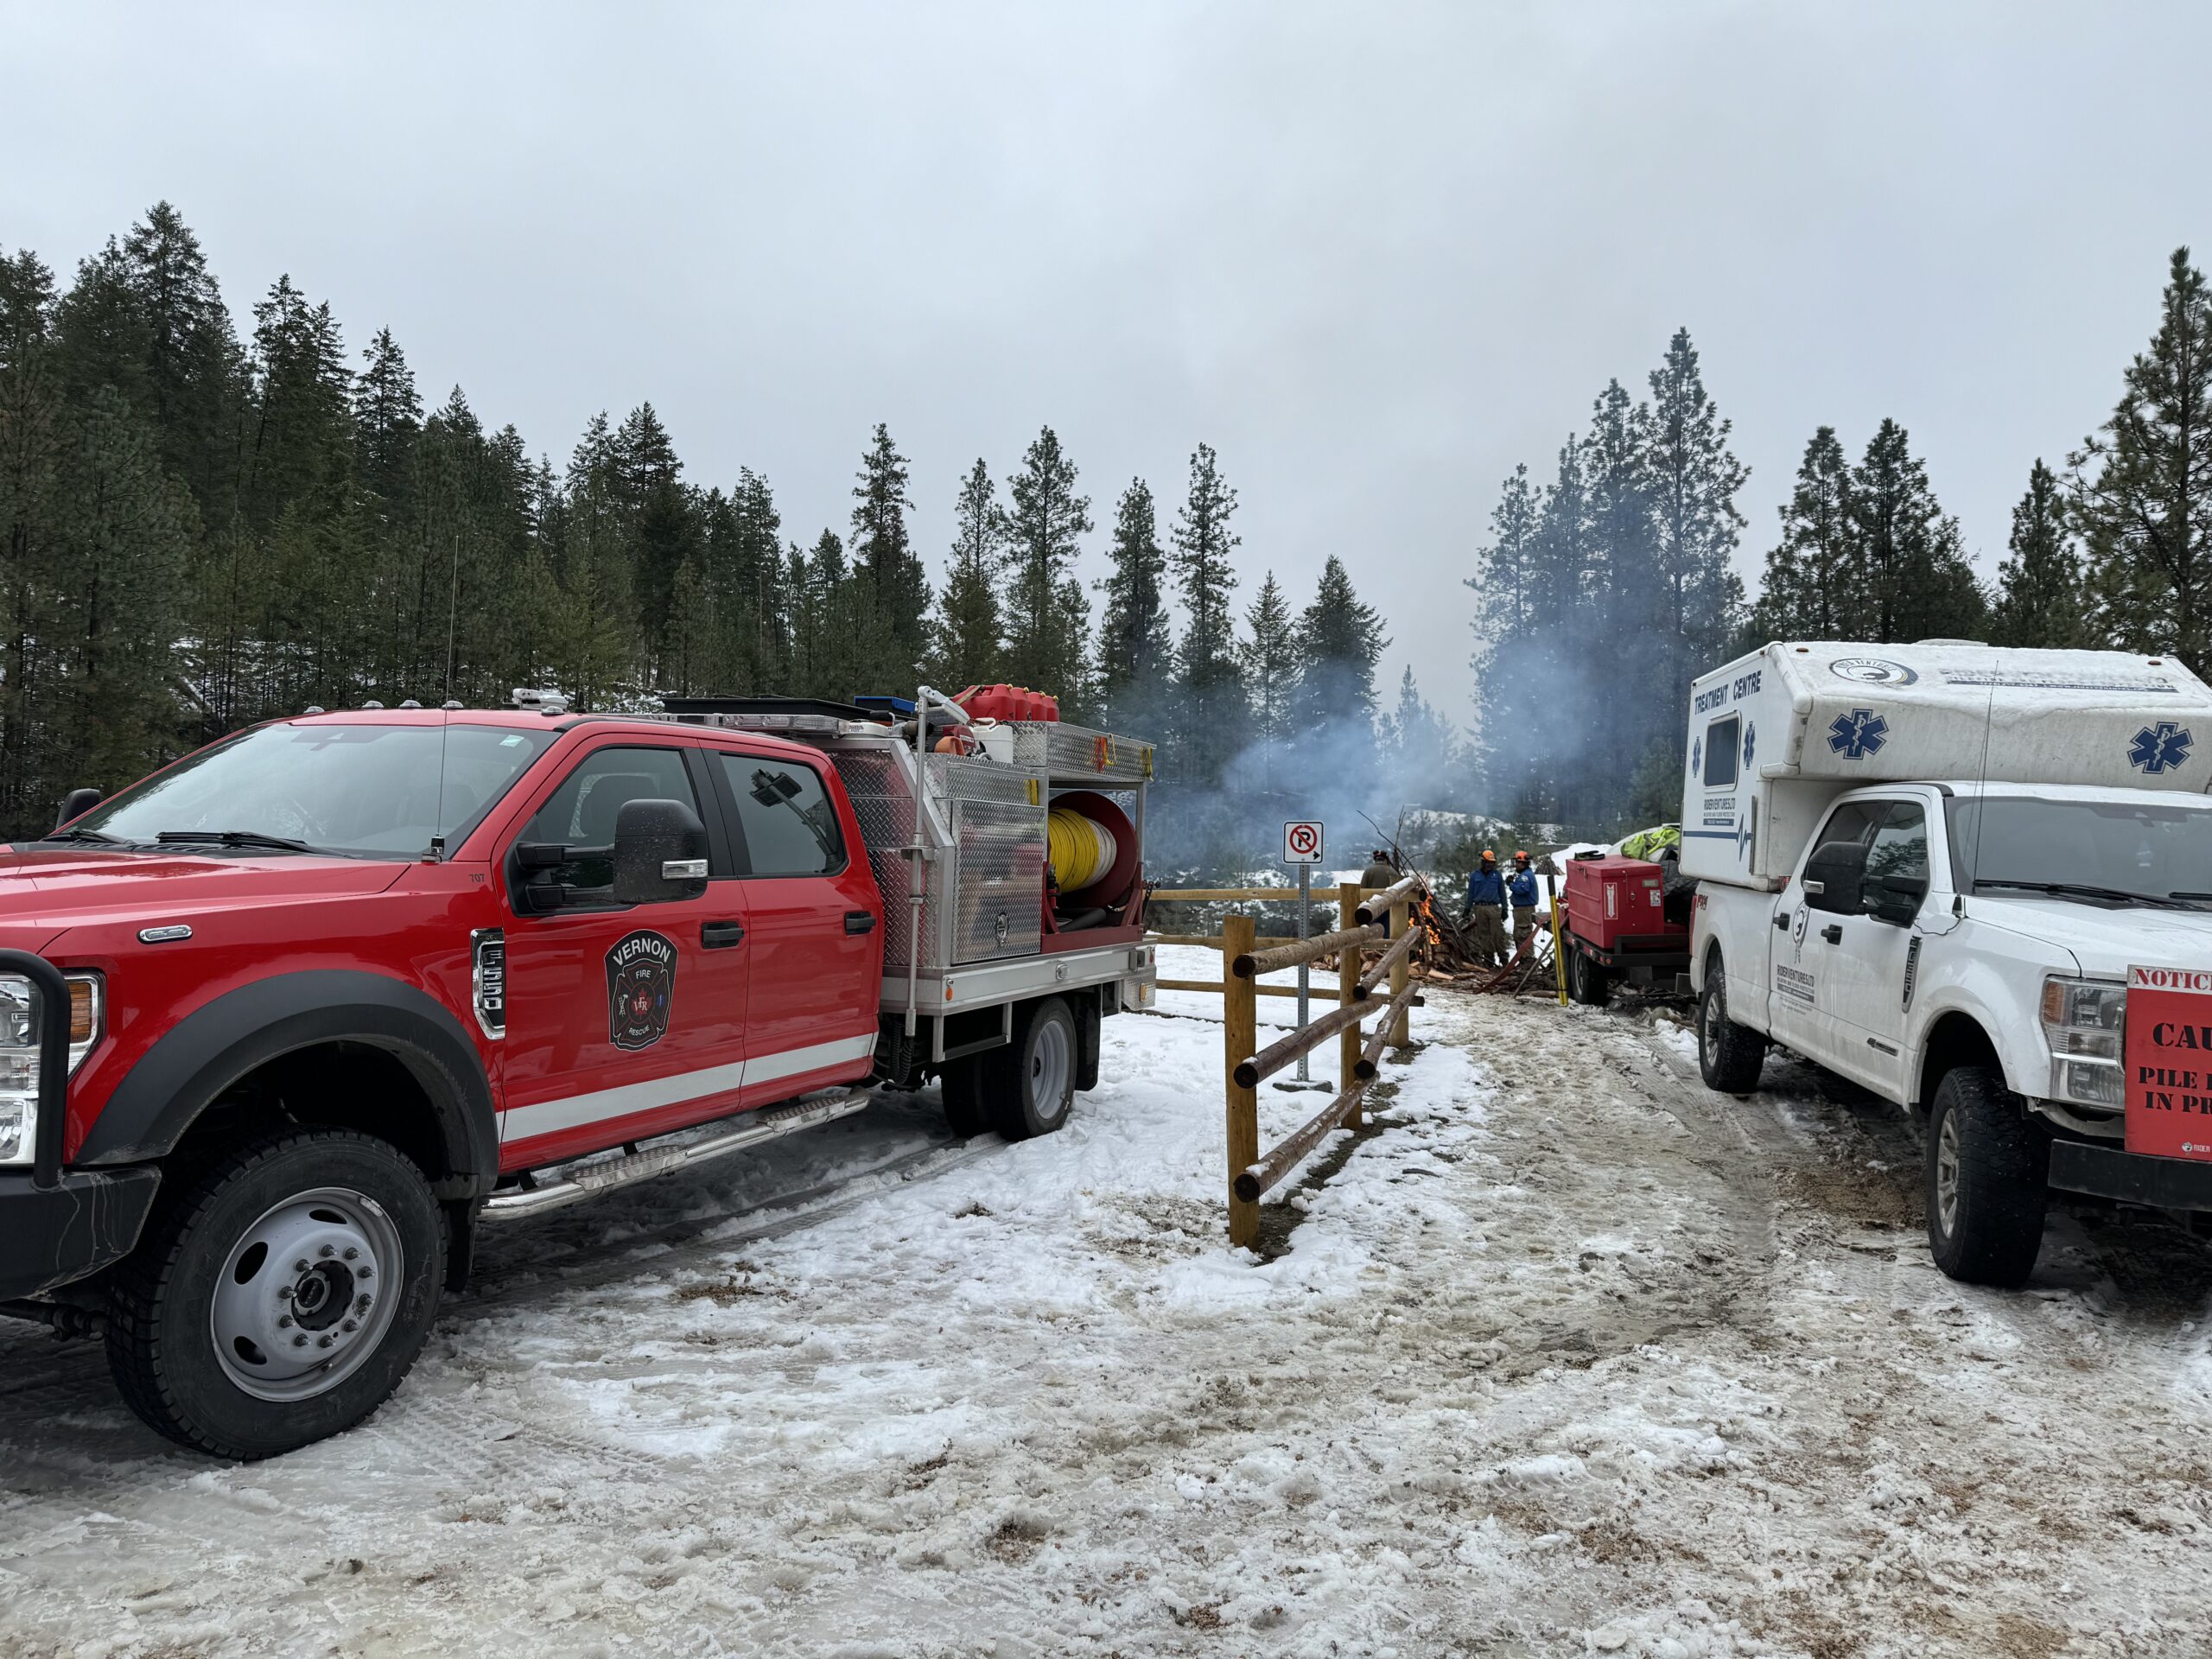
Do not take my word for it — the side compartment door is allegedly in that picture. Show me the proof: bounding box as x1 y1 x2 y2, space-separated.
1771 799 1882 1070
496 742 752 1169
709 747 882 1102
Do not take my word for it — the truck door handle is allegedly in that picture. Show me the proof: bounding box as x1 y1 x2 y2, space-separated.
845 911 877 935
702 920 746 949
1820 924 1843 945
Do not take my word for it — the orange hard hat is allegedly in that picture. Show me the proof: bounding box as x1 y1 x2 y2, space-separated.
1481 848 1496 860
1514 849 1529 860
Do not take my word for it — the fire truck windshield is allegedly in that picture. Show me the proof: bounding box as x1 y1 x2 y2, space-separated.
63 721 556 860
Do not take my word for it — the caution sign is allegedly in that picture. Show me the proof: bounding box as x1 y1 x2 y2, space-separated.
2124 965 2212 1162
1282 819 1324 865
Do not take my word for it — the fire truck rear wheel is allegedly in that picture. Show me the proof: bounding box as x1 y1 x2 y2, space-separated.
985 996 1077 1141
105 1128 444 1460
938 1058 992 1138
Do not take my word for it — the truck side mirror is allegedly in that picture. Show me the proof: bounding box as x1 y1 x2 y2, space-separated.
1862 874 1929 927
55 787 101 830
1801 839 1868 916
612 798 709 906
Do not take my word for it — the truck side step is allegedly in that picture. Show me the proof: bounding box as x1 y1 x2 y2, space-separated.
480 1087 876 1223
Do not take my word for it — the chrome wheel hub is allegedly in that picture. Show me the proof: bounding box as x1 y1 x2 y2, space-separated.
210 1186 403 1402
1936 1111 1961 1238
1031 1020 1071 1119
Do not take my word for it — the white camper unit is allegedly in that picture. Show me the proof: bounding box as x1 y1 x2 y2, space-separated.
1679 642 2212 892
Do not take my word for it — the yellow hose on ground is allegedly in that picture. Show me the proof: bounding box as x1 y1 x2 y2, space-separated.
1047 807 1118 892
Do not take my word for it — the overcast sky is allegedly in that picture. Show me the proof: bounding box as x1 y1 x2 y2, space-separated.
5 3 2205 721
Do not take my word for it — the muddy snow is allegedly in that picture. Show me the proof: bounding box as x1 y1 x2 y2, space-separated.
4 954 2212 1657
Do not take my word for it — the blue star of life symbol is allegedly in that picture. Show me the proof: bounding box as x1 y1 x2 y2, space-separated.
2128 721 2193 775
1742 721 1756 770
1827 709 1888 760
1690 737 1701 776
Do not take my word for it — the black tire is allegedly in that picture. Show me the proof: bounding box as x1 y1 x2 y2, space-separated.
1925 1066 2050 1287
938 1056 992 1138
983 996 1077 1141
106 1128 444 1460
1567 944 1611 1007
1696 960 1766 1093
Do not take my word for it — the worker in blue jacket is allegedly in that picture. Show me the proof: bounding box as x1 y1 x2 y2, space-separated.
1507 849 1541 955
1460 849 1508 967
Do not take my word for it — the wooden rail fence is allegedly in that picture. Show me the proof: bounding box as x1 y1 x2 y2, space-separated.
1215 880 1427 1249
1145 884 1394 1003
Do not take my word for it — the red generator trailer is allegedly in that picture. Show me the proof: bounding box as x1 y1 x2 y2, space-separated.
1560 854 1690 1007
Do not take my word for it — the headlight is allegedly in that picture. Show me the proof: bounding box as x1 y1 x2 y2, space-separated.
2043 975 2124 1109
0 971 103 1166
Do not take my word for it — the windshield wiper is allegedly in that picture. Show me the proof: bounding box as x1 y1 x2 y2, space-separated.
155 830 317 855
41 825 120 845
1974 879 2195 910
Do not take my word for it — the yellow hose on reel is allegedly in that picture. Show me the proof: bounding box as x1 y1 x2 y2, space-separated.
1047 807 1118 892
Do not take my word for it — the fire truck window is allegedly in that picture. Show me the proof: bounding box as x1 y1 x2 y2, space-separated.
1703 715 1739 789
524 747 698 893
721 757 843 876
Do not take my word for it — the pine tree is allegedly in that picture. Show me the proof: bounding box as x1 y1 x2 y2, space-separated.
241 276 352 528
931 458 1004 690
664 557 719 695
1644 327 1747 672
119 202 240 516
850 423 929 679
353 327 420 510
1094 478 1173 733
1171 442 1243 779
1752 426 1859 639
1584 378 1666 791
1991 460 2084 648
1001 425 1092 702
54 385 191 786
1387 666 1453 784
2075 246 2212 671
1848 418 1986 642
1290 555 1389 733
606 403 702 668
1239 572 1298 751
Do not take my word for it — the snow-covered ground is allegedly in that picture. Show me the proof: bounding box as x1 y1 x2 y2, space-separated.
4 979 2212 1656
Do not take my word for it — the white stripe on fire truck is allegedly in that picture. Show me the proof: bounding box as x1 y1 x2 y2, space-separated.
498 1032 876 1142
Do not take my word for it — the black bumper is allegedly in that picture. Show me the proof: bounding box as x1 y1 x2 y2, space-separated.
2049 1139 2212 1211
0 1166 162 1301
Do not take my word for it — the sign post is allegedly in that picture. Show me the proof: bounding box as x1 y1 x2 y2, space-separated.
2124 965 2212 1162
1280 821 1327 1090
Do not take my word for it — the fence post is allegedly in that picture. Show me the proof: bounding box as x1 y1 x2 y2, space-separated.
1223 912 1260 1249
1338 880 1362 1130
1388 895 1412 1046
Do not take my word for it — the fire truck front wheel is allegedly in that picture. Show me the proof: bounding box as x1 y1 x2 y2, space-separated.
105 1128 444 1459
985 996 1077 1141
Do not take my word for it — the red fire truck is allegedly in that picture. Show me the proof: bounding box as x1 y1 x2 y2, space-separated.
0 688 1156 1458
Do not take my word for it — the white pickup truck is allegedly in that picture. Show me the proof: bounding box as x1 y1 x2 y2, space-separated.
1683 642 2212 1285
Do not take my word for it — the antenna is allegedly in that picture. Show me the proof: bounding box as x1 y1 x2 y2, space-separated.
429 531 461 862
1966 645 1999 906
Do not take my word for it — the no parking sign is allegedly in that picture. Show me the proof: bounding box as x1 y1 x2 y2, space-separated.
1282 820 1324 865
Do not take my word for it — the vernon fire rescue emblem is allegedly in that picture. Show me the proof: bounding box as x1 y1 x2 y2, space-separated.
606 929 677 1051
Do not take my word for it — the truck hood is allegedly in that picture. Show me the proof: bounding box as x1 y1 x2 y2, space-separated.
0 849 408 948
1967 894 2212 978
